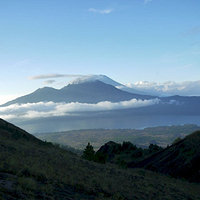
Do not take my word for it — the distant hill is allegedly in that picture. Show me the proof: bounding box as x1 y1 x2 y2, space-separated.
1 119 200 199
35 124 200 150
128 130 200 182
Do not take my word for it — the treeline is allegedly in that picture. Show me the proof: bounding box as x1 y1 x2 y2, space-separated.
82 141 163 168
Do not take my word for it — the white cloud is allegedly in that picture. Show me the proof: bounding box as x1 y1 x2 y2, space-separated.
167 100 182 105
44 80 56 85
88 8 113 14
0 98 160 120
29 74 82 80
125 80 200 96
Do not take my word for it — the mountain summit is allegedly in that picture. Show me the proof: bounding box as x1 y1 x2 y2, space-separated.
70 74 123 87
70 74 145 95
1 79 154 106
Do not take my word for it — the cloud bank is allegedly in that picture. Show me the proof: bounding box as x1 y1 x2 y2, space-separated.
125 80 200 96
0 98 160 120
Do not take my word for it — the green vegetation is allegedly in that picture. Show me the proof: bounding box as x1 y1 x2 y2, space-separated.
82 141 163 168
35 124 200 150
130 130 200 183
82 142 95 161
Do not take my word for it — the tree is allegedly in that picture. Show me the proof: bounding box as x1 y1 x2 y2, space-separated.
121 141 137 151
82 143 95 161
94 152 107 164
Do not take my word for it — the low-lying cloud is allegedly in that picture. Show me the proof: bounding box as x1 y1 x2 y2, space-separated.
125 80 200 96
0 98 160 120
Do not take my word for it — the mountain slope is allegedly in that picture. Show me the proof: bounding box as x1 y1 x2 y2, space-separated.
70 74 124 87
2 75 200 115
2 80 156 106
61 80 155 102
70 74 149 95
1 87 59 106
1 119 200 199
1 75 200 133
128 130 200 182
0 118 43 144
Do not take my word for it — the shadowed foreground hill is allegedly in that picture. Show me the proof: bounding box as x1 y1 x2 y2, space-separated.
0 119 200 199
129 131 200 182
0 118 44 144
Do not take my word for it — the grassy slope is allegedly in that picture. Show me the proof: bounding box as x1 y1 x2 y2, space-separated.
1 119 200 199
130 130 200 183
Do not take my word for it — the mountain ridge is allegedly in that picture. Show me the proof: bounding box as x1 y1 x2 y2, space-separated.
70 74 150 95
128 130 200 182
1 75 200 133
0 118 45 145
1 80 156 106
70 74 123 86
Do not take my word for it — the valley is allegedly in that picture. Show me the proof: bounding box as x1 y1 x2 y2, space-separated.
35 124 200 150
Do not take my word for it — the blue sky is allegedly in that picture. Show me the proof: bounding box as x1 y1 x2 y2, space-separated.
0 0 200 104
